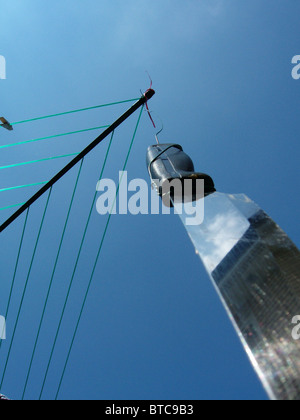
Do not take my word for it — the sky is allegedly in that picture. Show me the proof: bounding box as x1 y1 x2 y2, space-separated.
0 0 299 401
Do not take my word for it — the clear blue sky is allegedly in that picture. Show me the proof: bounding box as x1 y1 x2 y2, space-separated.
0 0 299 400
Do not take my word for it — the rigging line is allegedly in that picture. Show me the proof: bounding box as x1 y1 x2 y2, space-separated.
0 208 30 354
55 107 144 400
38 130 116 400
0 125 110 150
21 158 85 400
0 152 79 171
0 182 47 193
0 88 155 234
0 188 52 390
0 202 26 211
11 98 140 126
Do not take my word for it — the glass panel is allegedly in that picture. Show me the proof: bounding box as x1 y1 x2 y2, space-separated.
174 192 300 400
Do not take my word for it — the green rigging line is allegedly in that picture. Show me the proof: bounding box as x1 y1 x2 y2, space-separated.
21 159 85 400
0 182 47 193
0 125 110 150
0 152 79 170
0 189 52 390
0 208 30 351
11 98 139 126
55 106 144 400
0 202 26 211
38 129 116 400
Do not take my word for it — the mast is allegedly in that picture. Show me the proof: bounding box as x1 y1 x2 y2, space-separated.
0 89 155 233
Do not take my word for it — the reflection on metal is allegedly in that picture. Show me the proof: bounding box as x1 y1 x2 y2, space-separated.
174 192 300 401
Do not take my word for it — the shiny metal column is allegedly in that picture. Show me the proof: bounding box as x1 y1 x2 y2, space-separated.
174 192 300 400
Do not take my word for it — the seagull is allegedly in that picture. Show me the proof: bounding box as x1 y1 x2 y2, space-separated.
0 117 13 131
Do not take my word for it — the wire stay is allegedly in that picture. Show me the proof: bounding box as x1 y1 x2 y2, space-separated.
0 89 155 400
11 98 140 126
0 89 155 234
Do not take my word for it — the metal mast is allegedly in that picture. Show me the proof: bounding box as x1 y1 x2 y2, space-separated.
0 89 155 233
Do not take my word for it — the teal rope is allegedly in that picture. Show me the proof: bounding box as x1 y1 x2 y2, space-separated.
11 98 139 126
0 202 26 211
0 152 79 171
38 131 115 400
21 159 84 400
0 189 52 390
55 106 144 400
0 182 47 193
0 125 110 150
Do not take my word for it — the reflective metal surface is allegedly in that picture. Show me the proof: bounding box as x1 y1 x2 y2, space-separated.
174 192 300 400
